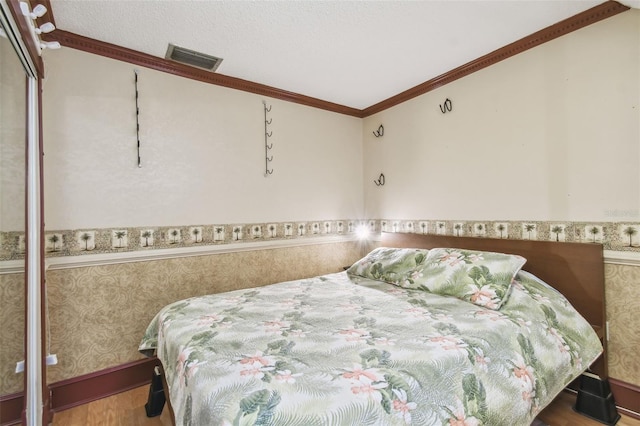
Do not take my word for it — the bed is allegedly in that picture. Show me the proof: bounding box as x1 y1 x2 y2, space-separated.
139 233 606 425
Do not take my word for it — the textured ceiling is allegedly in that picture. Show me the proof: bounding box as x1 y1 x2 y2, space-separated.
48 0 636 110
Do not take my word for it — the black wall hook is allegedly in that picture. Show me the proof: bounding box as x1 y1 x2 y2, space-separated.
373 125 384 137
374 173 385 186
439 98 453 113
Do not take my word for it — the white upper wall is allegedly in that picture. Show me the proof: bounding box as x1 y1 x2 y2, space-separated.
363 9 640 222
42 48 363 229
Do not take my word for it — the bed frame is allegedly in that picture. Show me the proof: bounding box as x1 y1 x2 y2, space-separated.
380 232 608 378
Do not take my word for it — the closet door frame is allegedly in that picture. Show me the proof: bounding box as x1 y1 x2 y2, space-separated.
1 1 46 425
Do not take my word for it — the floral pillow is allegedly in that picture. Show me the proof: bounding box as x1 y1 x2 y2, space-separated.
415 248 527 310
346 247 430 287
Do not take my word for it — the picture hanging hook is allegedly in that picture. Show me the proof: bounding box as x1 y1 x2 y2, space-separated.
439 98 453 114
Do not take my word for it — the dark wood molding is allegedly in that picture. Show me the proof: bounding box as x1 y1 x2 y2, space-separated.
49 357 158 412
47 30 364 118
0 392 23 426
43 1 628 118
610 377 640 420
361 1 630 116
6 0 45 78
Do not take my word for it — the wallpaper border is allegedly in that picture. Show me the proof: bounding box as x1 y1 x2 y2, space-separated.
2 218 639 272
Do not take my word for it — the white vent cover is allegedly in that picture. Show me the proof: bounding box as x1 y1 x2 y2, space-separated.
165 43 223 72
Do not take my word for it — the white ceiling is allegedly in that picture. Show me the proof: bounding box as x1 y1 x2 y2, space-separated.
48 0 636 110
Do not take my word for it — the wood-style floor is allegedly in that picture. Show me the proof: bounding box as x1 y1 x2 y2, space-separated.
51 385 639 426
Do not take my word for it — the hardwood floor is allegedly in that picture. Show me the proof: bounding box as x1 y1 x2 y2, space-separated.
51 385 639 426
51 386 173 426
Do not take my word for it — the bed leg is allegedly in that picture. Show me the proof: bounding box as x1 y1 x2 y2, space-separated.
145 365 166 417
574 372 620 425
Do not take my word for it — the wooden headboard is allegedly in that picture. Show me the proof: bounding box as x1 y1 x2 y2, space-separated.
381 232 607 377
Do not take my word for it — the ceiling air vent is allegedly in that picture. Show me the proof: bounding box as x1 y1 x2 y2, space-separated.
165 43 223 72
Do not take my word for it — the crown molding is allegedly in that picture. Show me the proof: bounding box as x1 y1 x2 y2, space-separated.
361 1 630 116
44 1 628 118
46 29 363 118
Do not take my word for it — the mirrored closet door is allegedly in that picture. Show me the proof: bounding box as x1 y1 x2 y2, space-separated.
0 1 43 424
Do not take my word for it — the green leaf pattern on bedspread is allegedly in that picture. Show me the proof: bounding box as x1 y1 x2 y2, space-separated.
139 270 602 426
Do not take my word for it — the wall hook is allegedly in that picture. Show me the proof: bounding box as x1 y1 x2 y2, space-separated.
263 100 274 176
373 124 384 137
374 173 385 186
134 70 141 168
439 98 453 113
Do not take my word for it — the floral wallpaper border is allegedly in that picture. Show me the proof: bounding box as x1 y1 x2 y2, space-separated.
1 218 639 260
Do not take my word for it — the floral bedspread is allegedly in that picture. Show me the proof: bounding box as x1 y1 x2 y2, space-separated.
139 271 602 426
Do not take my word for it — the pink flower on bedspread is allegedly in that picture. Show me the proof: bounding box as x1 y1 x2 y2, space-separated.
239 350 273 367
240 365 275 379
522 388 536 404
392 389 417 424
439 252 465 267
176 347 192 374
341 365 381 382
448 400 480 426
350 381 388 401
547 327 570 355
289 329 306 338
448 415 480 426
263 319 290 334
275 369 302 384
341 365 388 404
400 270 423 286
466 285 498 309
337 328 370 342
474 310 507 322
238 351 276 380
473 348 490 371
197 313 224 326
428 334 468 352
512 356 535 391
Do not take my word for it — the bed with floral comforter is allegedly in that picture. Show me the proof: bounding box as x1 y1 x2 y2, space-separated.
139 247 602 426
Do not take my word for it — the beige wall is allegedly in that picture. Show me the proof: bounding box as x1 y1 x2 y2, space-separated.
363 9 640 223
42 48 364 230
